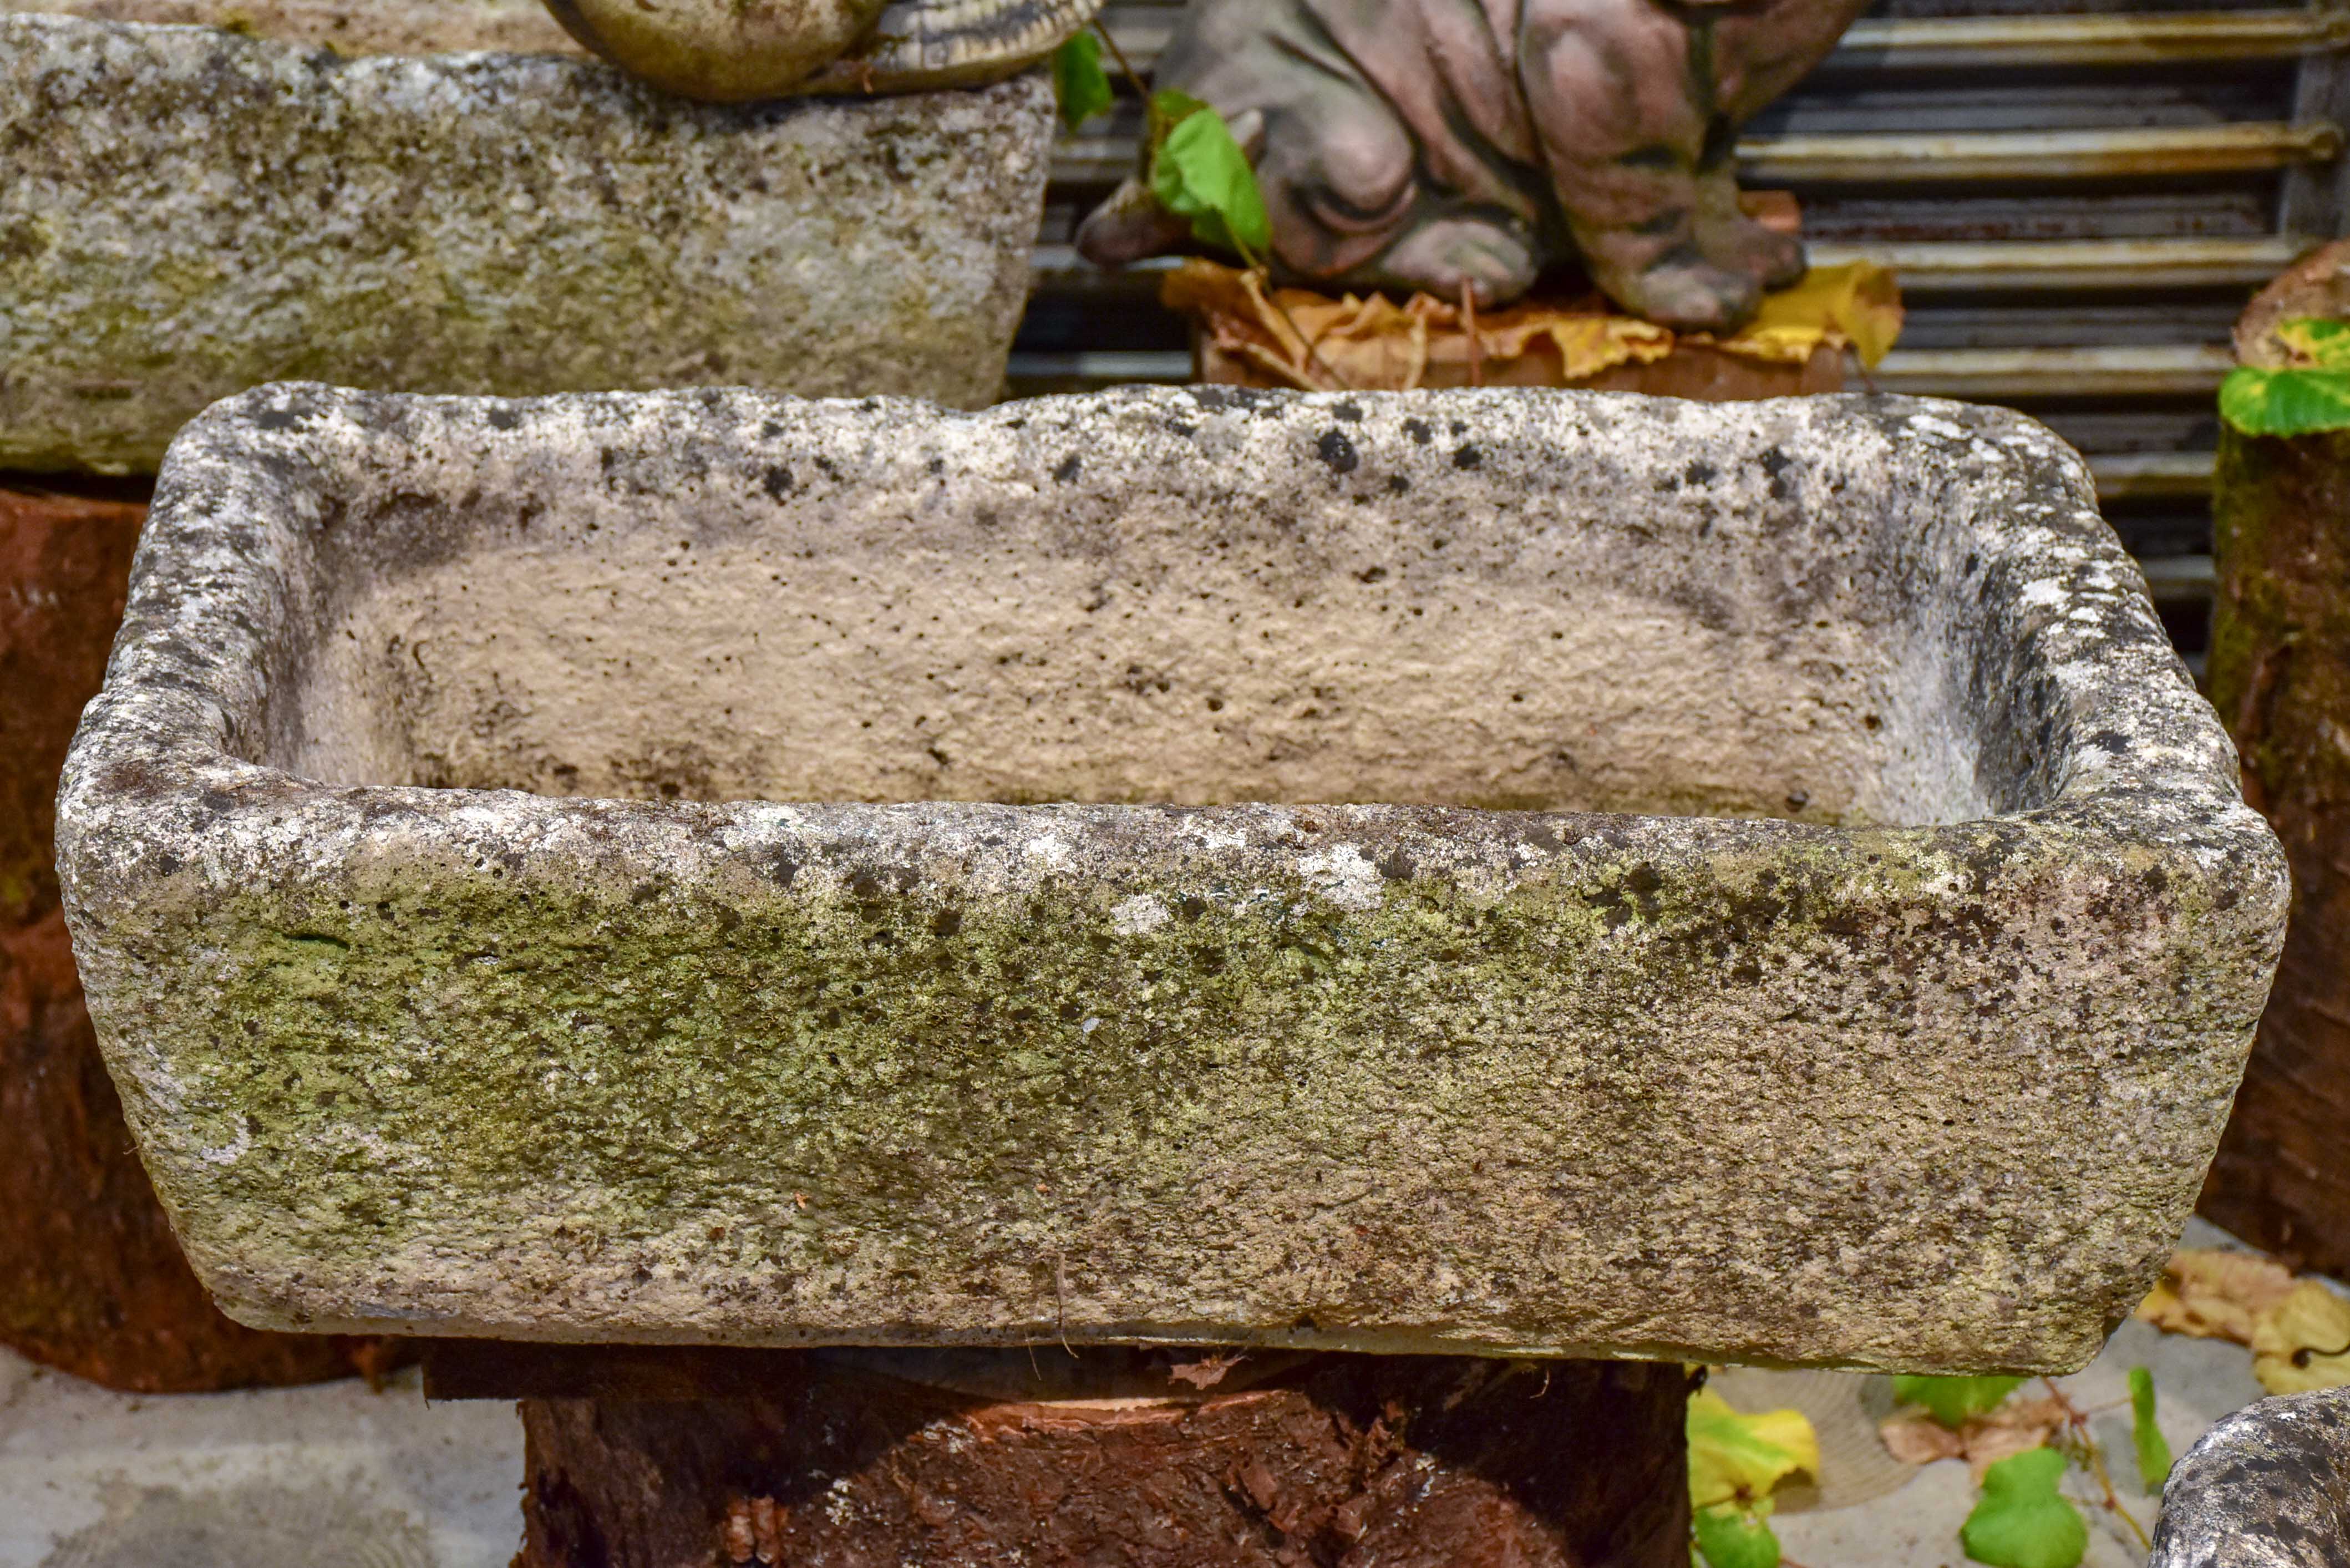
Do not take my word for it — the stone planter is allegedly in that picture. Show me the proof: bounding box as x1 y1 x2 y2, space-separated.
58 383 2286 1371
2149 1386 2350 1567
0 14 1052 474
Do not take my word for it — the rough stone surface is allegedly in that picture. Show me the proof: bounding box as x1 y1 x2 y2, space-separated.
2149 1386 2350 1568
0 15 1054 474
1 0 590 58
57 384 2287 1370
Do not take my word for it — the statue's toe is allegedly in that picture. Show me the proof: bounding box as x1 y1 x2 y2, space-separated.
1377 216 1540 309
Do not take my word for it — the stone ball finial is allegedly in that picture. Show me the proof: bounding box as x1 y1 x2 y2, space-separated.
540 0 1104 103
539 0 887 100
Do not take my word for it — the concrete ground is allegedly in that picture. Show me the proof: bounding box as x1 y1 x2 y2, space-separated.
0 1219 2326 1568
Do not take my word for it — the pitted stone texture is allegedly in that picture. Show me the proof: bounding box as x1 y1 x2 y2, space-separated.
58 385 2286 1369
2150 1387 2350 1567
2 0 586 57
0 15 1051 474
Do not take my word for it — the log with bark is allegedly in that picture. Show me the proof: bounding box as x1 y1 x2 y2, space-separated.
2199 242 2350 1278
469 1344 1695 1568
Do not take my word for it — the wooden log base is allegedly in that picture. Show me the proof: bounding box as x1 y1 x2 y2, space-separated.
512 1349 1696 1568
2200 245 2350 1278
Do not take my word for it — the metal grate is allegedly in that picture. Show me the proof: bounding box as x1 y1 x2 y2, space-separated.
1012 0 2350 659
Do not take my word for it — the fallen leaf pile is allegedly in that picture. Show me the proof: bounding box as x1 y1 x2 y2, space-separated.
2136 1247 2350 1395
1161 259 1903 394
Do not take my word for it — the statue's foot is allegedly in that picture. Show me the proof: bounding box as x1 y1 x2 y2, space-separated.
1076 178 1194 269
1363 215 1541 310
1594 255 1762 333
1698 211 1808 291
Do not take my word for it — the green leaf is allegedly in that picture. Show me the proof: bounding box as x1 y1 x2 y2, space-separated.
2129 1367 2173 1494
1147 90 1270 261
1146 88 1211 154
1891 1374 2026 1428
1962 1447 2088 1568
1051 33 1113 134
2277 317 2350 369
1687 1389 1819 1511
2220 367 2350 437
1694 1501 1781 1568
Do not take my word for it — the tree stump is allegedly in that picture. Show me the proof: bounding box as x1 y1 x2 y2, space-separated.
472 1346 1694 1568
2 483 394 1391
2199 243 2350 1277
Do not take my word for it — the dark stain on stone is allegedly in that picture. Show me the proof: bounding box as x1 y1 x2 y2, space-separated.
1453 445 1482 470
1316 430 1358 475
1053 454 1083 485
1185 385 1279 415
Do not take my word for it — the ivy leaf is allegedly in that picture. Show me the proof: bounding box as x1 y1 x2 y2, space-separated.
2276 317 2350 368
1687 1388 1820 1511
1694 1500 1782 1568
2128 1367 2172 1493
2220 367 2350 437
1891 1374 2026 1429
1961 1447 2088 1568
1051 33 1113 134
1147 90 1271 261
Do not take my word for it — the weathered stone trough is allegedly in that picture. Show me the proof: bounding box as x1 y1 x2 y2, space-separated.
2150 1385 2350 1567
0 13 1052 474
57 384 2286 1373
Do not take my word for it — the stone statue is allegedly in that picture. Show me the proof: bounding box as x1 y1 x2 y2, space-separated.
541 0 1103 102
1079 0 1874 331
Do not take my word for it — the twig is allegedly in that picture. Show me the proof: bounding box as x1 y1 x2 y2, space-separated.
1462 281 1484 388
1092 16 1151 102
2041 1377 2151 1552
1229 234 1347 391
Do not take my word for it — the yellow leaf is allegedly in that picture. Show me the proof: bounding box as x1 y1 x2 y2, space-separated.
2136 1249 2298 1346
1709 262 1906 370
1689 1387 1821 1511
2252 1281 2350 1396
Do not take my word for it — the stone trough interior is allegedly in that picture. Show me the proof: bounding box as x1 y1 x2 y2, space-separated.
264 399 2001 829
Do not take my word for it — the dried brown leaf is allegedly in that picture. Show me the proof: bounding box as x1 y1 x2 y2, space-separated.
1167 1352 1243 1390
1880 1398 2068 1482
2135 1249 2298 1346
1160 260 1894 393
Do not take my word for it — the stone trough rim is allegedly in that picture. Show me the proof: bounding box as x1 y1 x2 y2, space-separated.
67 380 2265 847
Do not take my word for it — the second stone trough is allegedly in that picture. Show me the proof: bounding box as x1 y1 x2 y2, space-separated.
0 13 1053 473
57 385 2286 1373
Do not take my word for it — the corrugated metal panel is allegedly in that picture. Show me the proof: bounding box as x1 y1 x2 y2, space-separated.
1014 0 2349 649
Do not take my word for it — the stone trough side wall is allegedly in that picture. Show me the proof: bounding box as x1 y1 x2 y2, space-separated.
0 14 1055 474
